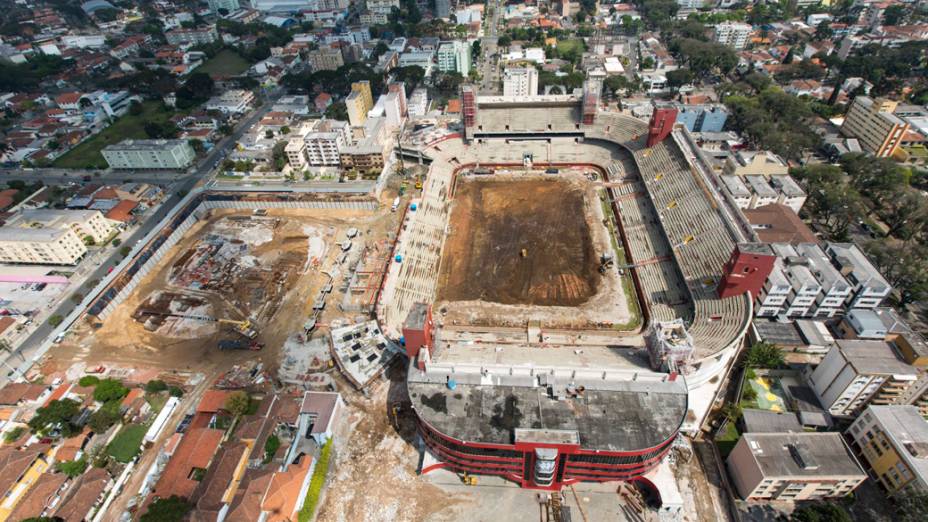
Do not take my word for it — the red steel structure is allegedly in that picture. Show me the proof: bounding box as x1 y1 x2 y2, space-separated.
418 416 683 490
646 107 678 147
717 243 777 299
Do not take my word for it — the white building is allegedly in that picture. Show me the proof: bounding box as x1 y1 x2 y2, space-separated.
398 50 435 76
795 243 854 318
713 22 752 50
249 0 348 12
808 340 918 418
436 40 471 76
771 243 821 318
102 139 196 170
165 26 219 46
408 88 429 117
827 243 892 309
503 67 539 97
366 0 399 15
7 209 114 245
288 119 351 168
205 89 256 115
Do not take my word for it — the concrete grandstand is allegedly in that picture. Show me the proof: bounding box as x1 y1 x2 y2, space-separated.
382 90 753 490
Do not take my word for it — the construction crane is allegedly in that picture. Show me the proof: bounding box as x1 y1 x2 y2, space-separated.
138 311 259 339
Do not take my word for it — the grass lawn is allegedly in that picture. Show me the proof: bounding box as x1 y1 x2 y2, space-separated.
107 424 147 463
556 39 585 54
298 439 332 522
198 49 250 77
715 420 740 458
52 101 179 169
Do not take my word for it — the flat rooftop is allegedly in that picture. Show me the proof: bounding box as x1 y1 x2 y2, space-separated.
408 374 687 451
742 432 865 478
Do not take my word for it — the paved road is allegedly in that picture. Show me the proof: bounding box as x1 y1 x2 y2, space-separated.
479 0 502 94
2 90 284 381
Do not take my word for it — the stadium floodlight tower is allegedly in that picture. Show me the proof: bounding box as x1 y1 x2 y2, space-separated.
646 319 695 374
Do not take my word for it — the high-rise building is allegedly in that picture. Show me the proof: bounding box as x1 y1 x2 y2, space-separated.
840 96 910 158
351 81 374 113
437 41 471 76
345 91 368 127
388 82 407 116
502 67 538 97
713 22 752 50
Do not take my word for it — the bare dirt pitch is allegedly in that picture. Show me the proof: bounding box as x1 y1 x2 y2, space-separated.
434 173 633 330
438 178 598 306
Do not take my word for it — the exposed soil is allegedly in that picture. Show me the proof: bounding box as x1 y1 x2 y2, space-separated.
54 206 395 376
437 178 599 306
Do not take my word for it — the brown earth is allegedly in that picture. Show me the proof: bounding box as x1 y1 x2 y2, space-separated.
437 178 599 307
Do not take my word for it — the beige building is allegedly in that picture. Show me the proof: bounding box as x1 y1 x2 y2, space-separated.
849 405 928 495
840 96 910 158
351 81 374 114
7 209 114 244
727 432 866 501
345 91 368 127
723 150 789 177
307 46 344 72
0 227 87 265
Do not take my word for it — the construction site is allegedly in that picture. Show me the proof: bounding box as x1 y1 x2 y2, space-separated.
436 172 633 329
50 199 398 378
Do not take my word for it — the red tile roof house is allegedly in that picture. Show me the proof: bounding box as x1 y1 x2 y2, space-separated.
51 467 111 521
153 427 224 499
0 444 52 499
7 471 68 520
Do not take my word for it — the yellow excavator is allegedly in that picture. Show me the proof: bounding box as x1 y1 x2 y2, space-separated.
139 311 258 339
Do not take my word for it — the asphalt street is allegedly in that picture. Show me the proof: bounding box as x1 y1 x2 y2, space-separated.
2 89 284 378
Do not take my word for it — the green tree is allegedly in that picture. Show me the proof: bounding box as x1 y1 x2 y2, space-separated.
88 401 122 433
742 342 785 369
93 379 128 403
145 380 168 393
57 458 88 478
883 4 907 26
497 34 512 47
224 391 251 417
666 68 694 91
264 434 280 463
897 491 928 522
78 376 100 387
814 20 833 41
29 399 81 437
791 502 852 522
48 315 63 327
141 496 193 522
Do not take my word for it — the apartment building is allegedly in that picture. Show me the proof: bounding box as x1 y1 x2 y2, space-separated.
771 243 821 317
351 81 374 114
437 41 471 76
0 209 112 265
435 0 451 18
0 227 86 265
165 26 219 46
102 139 196 170
307 46 344 71
726 432 866 501
673 103 729 133
713 22 752 50
827 243 892 309
286 119 350 169
340 118 386 175
345 91 368 127
503 67 539 97
808 340 918 418
841 96 910 158
724 150 789 177
366 0 399 15
848 405 928 494
794 243 853 318
7 209 113 244
205 89 255 115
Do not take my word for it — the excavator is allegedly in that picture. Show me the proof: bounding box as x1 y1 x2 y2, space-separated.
138 311 259 339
